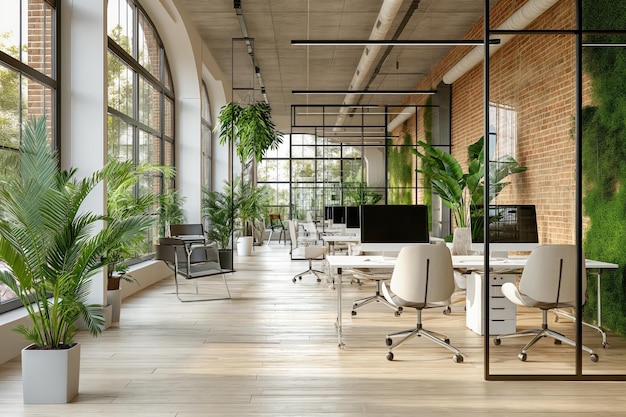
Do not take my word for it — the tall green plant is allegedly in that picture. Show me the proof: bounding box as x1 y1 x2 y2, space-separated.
103 159 171 279
0 117 154 348
235 177 271 237
413 136 526 228
202 181 236 249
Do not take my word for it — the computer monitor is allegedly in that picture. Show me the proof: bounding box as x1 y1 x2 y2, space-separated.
332 206 346 224
324 206 333 221
360 204 430 245
345 206 360 229
470 204 539 255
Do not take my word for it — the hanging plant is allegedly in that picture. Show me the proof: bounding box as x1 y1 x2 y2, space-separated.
215 101 283 165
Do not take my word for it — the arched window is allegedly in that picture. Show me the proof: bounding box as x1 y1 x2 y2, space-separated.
201 81 212 191
0 0 57 313
107 0 175 254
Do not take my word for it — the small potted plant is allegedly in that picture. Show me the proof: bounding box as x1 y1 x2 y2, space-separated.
0 117 155 403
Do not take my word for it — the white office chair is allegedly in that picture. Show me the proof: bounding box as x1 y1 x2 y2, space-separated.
382 244 464 363
493 244 599 362
287 220 327 283
156 237 231 302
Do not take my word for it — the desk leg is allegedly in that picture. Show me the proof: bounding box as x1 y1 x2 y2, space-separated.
336 267 344 347
597 270 602 327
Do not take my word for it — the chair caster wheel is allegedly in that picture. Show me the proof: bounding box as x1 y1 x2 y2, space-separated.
443 306 451 315
316 277 321 282
444 338 450 344
518 352 527 361
554 339 562 345
386 352 394 361
394 310 402 317
351 310 357 316
590 353 599 362
453 354 463 363
494 338 501 346
385 337 393 346
292 278 296 283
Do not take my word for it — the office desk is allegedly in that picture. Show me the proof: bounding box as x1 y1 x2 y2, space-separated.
321 235 360 254
326 255 618 347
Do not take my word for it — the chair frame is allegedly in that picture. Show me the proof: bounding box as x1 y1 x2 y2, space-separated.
493 245 599 362
156 238 231 302
286 220 326 283
350 269 402 317
382 245 464 363
266 214 286 245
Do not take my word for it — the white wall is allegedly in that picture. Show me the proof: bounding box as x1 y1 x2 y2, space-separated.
60 0 108 307
364 147 386 188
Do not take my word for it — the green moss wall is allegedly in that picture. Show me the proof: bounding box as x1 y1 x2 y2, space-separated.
581 0 626 335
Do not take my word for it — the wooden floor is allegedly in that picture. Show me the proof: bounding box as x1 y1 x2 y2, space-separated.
1 244 626 416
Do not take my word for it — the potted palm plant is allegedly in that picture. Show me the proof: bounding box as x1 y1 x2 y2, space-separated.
202 180 236 269
234 178 271 255
0 117 155 403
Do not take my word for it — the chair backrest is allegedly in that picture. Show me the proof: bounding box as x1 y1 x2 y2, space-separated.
269 214 283 227
390 244 455 304
519 244 585 305
286 220 298 250
189 245 221 268
170 223 204 237
155 238 186 263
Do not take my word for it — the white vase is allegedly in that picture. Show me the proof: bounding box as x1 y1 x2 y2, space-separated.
236 236 254 256
21 342 81 404
452 227 472 256
107 289 122 323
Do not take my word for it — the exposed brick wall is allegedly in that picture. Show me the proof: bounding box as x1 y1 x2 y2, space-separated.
392 0 589 245
27 1 54 127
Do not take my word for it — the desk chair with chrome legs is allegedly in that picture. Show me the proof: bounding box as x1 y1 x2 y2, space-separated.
287 220 327 283
493 244 599 362
382 244 464 363
156 237 231 302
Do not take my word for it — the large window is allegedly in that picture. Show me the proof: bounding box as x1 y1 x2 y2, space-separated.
201 81 212 190
107 0 174 253
0 0 57 313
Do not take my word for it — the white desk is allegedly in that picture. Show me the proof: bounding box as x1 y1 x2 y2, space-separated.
321 235 360 254
326 254 618 347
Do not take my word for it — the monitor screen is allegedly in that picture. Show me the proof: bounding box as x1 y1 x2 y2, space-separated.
345 206 360 228
324 206 333 221
360 204 429 243
470 204 539 253
332 206 346 224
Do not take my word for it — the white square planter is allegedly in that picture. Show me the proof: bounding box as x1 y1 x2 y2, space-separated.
21 343 81 404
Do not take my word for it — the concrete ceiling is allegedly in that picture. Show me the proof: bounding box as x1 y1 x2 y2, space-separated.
178 0 498 133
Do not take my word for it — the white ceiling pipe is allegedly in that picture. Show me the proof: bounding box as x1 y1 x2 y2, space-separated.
334 0 403 128
442 0 559 84
386 104 416 132
387 0 559 132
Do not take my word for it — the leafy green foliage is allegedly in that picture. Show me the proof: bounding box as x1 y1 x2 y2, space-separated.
214 102 283 164
387 133 414 204
202 181 236 249
102 159 168 279
413 136 526 229
0 117 155 348
580 1 626 334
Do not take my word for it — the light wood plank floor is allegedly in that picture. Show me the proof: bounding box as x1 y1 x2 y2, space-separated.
1 244 626 416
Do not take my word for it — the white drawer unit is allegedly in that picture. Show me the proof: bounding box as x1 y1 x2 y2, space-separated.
466 273 517 336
